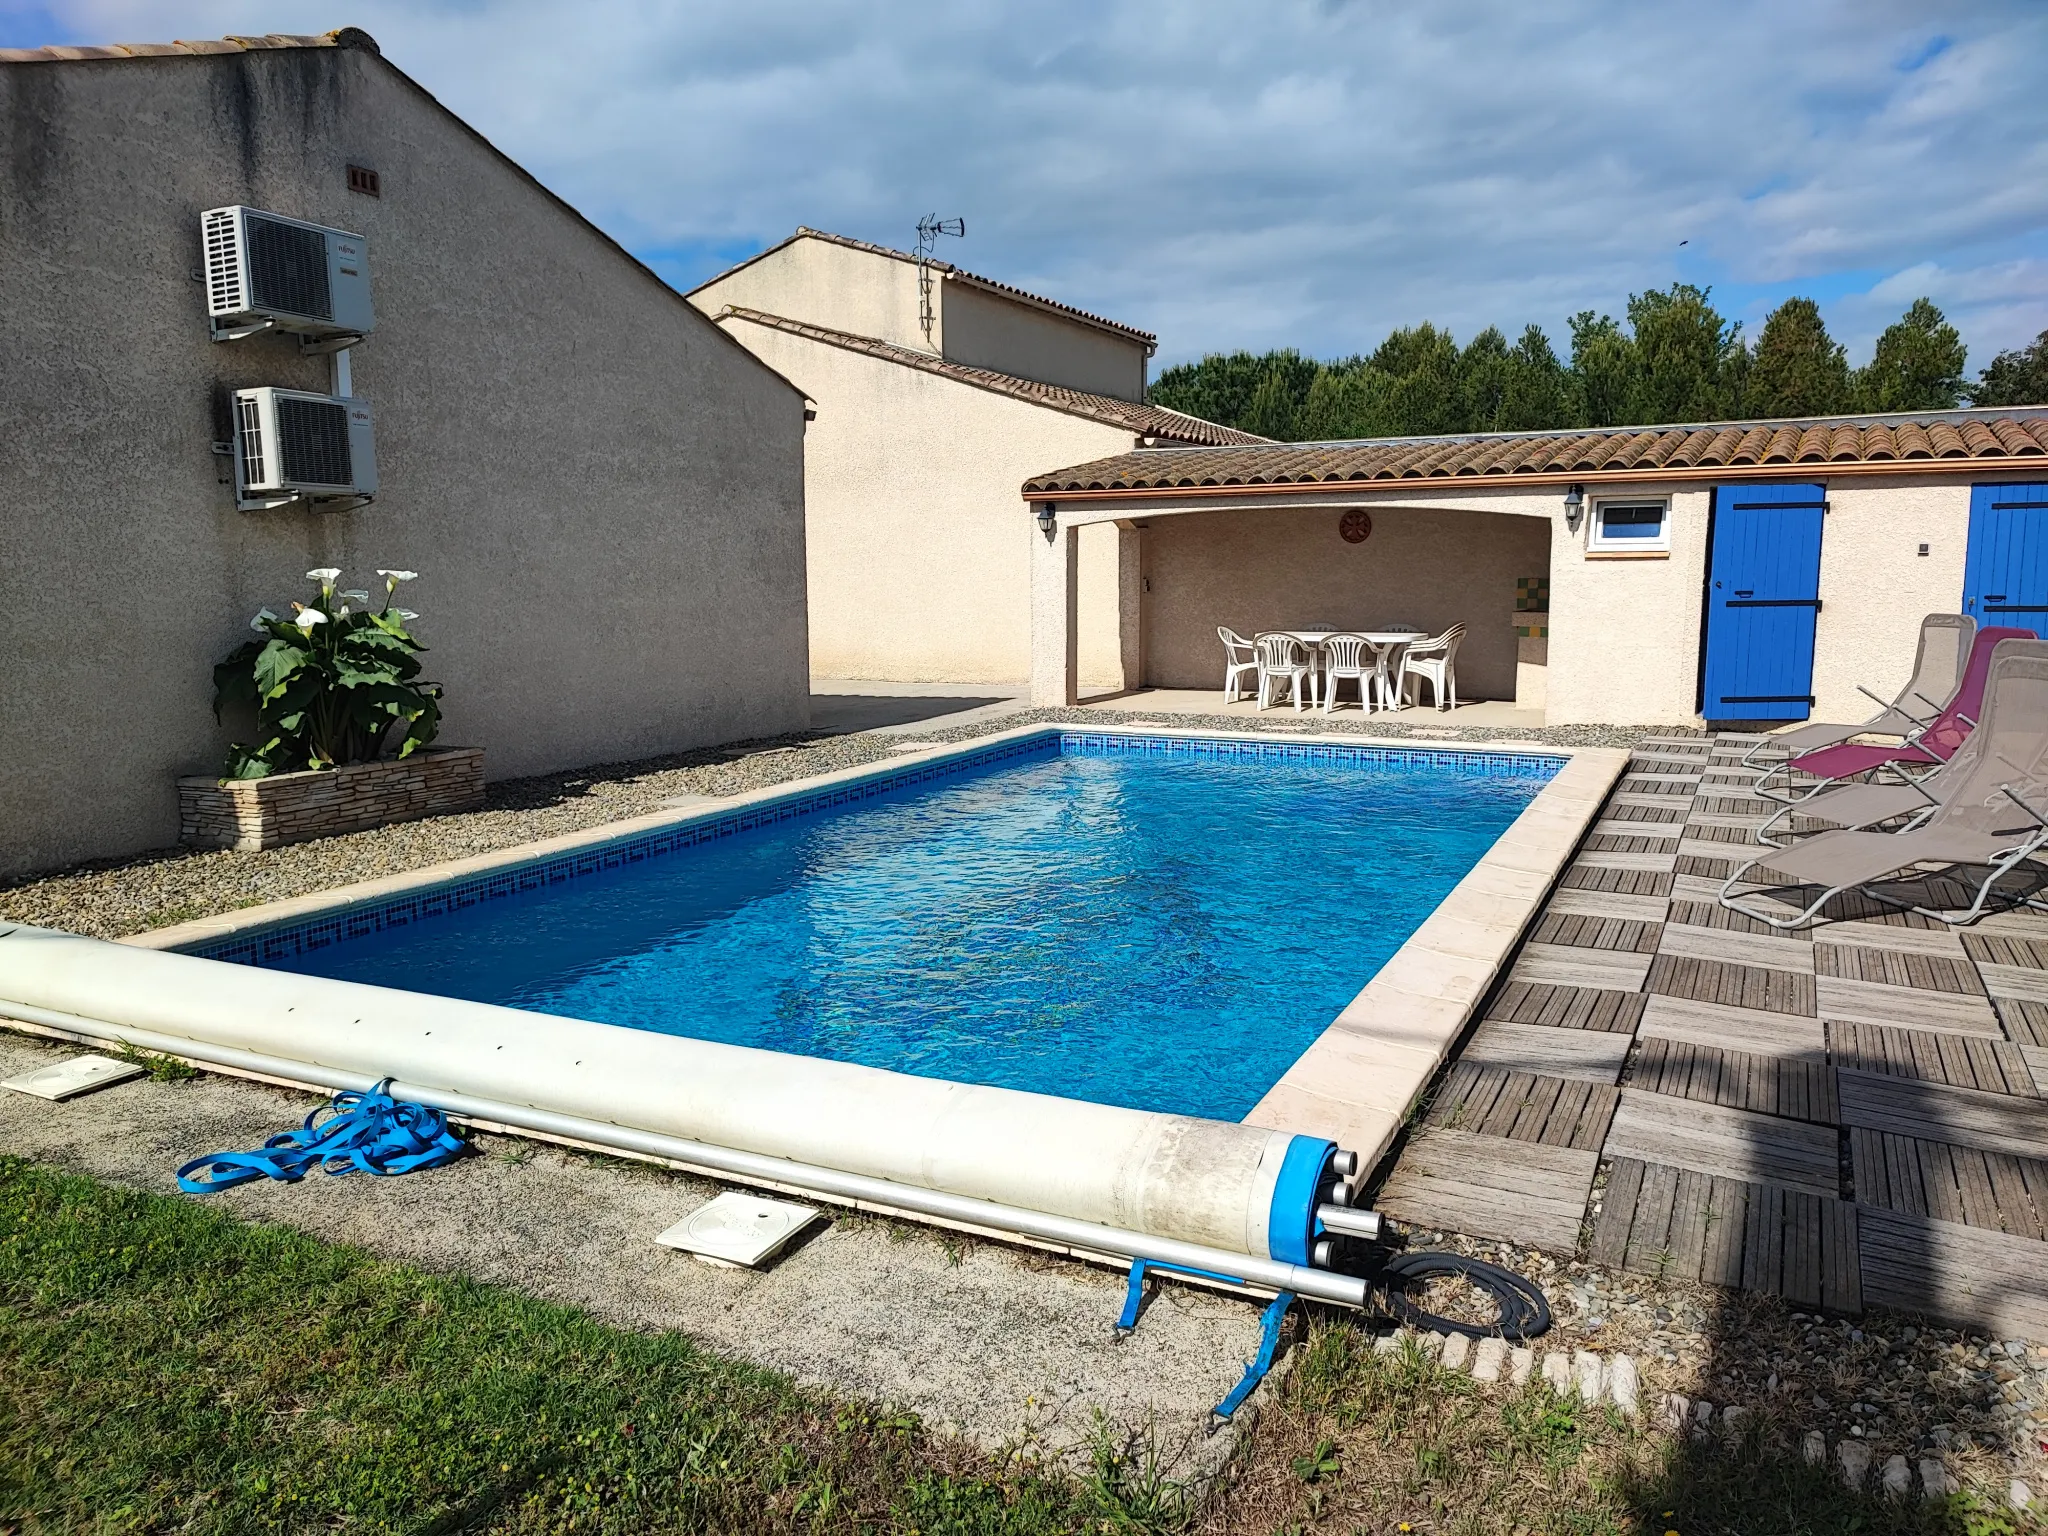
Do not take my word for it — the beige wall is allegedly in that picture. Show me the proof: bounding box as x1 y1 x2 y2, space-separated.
1138 504 1551 702
691 236 930 352
1810 479 1971 723
940 279 1148 402
1546 487 1711 726
721 317 1135 685
0 46 810 880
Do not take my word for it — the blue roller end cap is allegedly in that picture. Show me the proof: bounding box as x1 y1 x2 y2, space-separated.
1267 1135 1335 1266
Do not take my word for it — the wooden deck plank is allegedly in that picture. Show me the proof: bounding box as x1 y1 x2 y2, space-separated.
1816 920 1969 958
1785 1191 1824 1307
1639 994 1826 1060
1461 1020 1631 1084
1822 1197 1863 1314
1836 1069 2048 1161
1648 954 1816 1016
1512 943 1655 992
1589 1157 1643 1268
1377 1128 1597 1254
1605 1088 1839 1197
1702 1175 1750 1287
1978 963 2048 1005
1815 942 1985 995
1571 849 1680 875
1661 923 1817 974
1744 1183 1785 1295
1856 1207 2048 1337
1813 976 2002 1036
1827 1020 2038 1096
1545 885 1672 924
1487 981 1645 1034
1625 1162 1681 1276
1667 1169 1710 1281
1984 1154 2046 1241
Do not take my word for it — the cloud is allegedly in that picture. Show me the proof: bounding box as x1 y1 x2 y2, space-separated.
18 0 2048 368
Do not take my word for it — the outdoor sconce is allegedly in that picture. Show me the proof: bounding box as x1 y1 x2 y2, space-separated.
1562 484 1586 532
1035 503 1057 539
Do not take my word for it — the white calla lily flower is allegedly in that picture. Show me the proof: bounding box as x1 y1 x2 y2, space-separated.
306 567 341 583
339 589 372 603
391 608 419 621
296 608 329 631
249 607 280 631
377 569 419 582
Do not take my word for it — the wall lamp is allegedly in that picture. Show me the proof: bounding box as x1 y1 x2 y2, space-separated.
1562 484 1586 532
1035 502 1057 538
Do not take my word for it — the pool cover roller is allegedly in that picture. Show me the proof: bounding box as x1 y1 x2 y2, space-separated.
0 925 1346 1271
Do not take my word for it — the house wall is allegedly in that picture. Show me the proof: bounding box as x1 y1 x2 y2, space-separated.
1810 479 1971 723
939 280 1148 402
1546 486 1712 726
1138 504 1551 702
719 317 1134 686
0 44 810 880
690 236 931 353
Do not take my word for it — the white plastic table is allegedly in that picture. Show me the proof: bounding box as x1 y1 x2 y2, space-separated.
1280 629 1424 711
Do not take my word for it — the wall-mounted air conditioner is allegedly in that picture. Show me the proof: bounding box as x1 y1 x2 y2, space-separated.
203 206 374 347
231 387 376 510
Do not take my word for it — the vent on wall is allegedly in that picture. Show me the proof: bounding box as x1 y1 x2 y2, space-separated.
200 206 374 347
231 387 376 510
346 163 381 197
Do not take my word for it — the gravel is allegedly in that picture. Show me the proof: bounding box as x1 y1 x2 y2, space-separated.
1389 1225 2048 1493
0 706 1670 940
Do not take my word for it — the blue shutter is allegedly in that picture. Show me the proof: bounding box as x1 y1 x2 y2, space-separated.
1962 483 2048 621
1700 483 1827 721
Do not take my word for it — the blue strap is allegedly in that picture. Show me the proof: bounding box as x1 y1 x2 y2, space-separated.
1214 1290 1295 1420
178 1081 466 1194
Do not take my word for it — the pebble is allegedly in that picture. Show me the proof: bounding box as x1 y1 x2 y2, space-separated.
1920 1458 1950 1498
1541 1353 1572 1394
1508 1345 1533 1386
1804 1431 1827 1466
1721 1404 1748 1433
1607 1353 1639 1418
1440 1332 1471 1372
2014 1479 2035 1511
1372 1330 1402 1356
1882 1456 1910 1497
1660 1393 1690 1432
1470 1336 1506 1382
1838 1439 1872 1489
1573 1350 1604 1404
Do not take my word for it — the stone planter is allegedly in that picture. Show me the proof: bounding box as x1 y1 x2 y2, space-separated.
178 748 484 851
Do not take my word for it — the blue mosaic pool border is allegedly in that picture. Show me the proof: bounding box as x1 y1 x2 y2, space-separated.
185 730 1564 967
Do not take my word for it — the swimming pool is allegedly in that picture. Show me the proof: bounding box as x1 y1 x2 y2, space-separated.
213 732 1560 1121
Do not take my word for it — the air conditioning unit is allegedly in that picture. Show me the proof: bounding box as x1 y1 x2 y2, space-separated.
202 206 373 347
231 388 376 509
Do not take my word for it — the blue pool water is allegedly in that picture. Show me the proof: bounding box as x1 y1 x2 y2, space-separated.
254 737 1557 1120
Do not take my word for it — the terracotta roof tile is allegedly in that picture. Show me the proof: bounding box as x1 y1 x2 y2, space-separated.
715 307 1263 447
1022 408 2048 497
0 29 374 63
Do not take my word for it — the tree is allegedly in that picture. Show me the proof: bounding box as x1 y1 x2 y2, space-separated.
1458 327 1513 433
1628 284 1743 423
1147 351 1276 428
1499 325 1573 431
1568 311 1638 428
1242 363 1304 440
1855 298 1967 412
1746 297 1852 418
1974 329 2048 407
1372 322 1463 435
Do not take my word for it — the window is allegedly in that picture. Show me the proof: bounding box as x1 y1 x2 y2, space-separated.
1589 498 1669 554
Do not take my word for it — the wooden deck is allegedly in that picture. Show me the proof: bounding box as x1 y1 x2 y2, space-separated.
1373 731 2048 1337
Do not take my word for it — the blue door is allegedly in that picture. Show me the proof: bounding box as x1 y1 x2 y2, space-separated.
1701 482 1827 721
1962 483 2048 624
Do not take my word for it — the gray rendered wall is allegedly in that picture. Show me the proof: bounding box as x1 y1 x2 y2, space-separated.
0 43 809 879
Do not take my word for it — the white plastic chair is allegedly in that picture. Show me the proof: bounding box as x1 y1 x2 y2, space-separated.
1218 626 1260 705
1398 623 1468 711
1318 633 1375 713
1254 632 1314 712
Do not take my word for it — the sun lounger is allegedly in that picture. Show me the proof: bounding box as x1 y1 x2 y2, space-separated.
1740 613 1973 768
1721 641 2048 929
1754 625 2034 806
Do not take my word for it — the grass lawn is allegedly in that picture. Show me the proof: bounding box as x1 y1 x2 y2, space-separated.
2 1154 2036 1536
0 1157 1174 1534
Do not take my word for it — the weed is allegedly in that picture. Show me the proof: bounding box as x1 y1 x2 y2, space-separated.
112 1039 199 1082
1290 1437 1340 1484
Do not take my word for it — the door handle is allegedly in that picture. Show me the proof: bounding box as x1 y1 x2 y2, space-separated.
1987 595 2008 601
1733 590 1754 598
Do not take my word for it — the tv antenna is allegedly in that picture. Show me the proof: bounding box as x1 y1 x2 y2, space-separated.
915 214 964 345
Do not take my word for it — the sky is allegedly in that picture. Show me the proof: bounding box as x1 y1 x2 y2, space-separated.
8 0 2047 373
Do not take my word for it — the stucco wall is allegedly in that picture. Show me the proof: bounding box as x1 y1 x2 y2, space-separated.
690 236 930 353
719 317 1135 685
1809 479 1971 723
939 279 1147 402
0 46 809 880
1138 504 1550 701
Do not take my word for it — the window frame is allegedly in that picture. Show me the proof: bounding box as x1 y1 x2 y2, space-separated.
1587 496 1672 554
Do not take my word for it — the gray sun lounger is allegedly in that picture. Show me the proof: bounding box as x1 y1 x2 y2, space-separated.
1721 640 2048 929
1741 613 1974 774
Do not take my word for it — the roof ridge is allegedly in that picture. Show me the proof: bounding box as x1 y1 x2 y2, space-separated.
715 306 1260 446
0 28 378 62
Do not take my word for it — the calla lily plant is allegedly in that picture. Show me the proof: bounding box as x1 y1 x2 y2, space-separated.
212 568 443 778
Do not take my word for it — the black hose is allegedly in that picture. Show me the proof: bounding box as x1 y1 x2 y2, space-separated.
1373 1251 1552 1340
